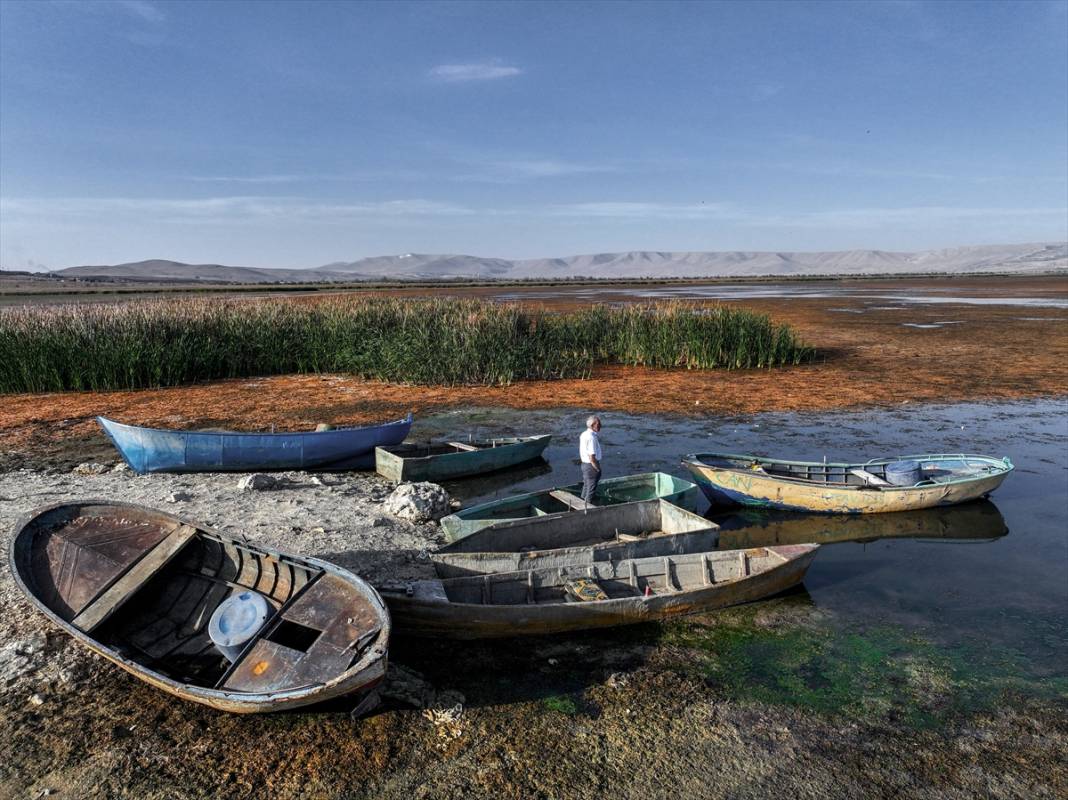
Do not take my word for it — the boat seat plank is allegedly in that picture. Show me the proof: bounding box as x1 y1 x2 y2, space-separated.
548 490 592 510
447 441 480 452
72 524 198 633
850 468 889 486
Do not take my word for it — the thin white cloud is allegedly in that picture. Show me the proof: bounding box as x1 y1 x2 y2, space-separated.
187 169 428 184
752 82 785 101
550 202 740 220
451 157 619 183
0 196 478 224
428 62 522 83
113 0 166 24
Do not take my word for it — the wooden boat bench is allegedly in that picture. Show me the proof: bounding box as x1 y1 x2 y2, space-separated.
447 441 479 452
219 574 383 693
548 489 592 510
72 523 199 633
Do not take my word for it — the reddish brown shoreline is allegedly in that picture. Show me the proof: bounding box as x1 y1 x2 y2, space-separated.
2 276 1065 463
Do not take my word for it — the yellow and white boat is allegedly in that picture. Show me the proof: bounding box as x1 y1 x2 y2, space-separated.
681 452 1013 514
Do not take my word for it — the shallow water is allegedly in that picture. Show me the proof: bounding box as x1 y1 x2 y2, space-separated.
494 283 1068 308
413 398 1068 696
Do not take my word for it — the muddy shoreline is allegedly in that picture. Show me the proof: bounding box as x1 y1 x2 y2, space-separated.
1 276 1065 798
1 463 1065 800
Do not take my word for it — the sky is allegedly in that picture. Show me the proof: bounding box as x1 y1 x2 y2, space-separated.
1 0 1066 270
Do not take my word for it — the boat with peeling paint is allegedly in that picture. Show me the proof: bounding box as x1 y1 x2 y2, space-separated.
440 472 701 543
98 413 413 474
682 452 1013 513
375 435 551 482
10 502 390 713
434 499 720 577
378 543 818 639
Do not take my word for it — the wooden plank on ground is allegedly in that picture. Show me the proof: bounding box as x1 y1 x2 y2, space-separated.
72 524 198 633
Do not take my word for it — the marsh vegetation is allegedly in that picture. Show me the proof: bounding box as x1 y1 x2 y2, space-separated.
0 296 812 393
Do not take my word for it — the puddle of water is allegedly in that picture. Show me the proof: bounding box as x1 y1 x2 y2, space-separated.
412 398 1068 695
901 321 965 329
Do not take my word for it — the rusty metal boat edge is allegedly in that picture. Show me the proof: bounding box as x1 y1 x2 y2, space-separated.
9 500 391 714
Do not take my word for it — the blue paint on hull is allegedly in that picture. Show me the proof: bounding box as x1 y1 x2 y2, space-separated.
98 414 412 474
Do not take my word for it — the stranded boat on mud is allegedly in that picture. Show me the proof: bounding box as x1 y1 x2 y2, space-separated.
375 435 552 482
379 543 818 639
440 472 701 543
434 499 720 577
98 414 412 474
682 452 1013 513
10 502 390 713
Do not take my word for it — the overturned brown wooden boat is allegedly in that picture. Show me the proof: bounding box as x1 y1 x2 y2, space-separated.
379 544 818 639
10 502 390 713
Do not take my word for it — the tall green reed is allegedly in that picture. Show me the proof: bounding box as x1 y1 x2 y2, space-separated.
0 296 814 393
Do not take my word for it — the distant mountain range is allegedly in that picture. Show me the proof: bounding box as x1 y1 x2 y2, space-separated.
52 243 1068 284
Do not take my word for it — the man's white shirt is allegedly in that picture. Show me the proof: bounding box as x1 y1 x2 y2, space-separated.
579 428 602 464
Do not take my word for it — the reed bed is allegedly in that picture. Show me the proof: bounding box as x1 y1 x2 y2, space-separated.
0 296 814 393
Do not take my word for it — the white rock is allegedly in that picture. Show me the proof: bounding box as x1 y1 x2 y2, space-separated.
384 482 451 524
237 473 279 491
112 462 130 473
166 491 193 503
73 462 109 476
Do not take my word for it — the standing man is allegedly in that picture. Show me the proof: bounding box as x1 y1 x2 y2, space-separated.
579 415 603 505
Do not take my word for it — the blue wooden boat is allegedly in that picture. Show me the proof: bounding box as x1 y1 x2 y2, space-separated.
98 414 413 474
375 435 552 482
440 472 701 543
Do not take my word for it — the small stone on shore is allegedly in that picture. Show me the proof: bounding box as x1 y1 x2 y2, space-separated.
237 473 279 491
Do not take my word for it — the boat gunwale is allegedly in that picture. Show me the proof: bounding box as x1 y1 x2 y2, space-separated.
376 434 551 466
98 412 414 442
682 451 1014 491
9 500 392 713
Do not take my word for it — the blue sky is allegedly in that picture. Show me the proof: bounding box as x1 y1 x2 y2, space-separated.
1 0 1066 269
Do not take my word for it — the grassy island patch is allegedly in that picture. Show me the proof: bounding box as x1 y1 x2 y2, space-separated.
0 296 813 393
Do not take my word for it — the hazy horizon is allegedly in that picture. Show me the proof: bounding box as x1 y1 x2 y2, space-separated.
2 1 1066 270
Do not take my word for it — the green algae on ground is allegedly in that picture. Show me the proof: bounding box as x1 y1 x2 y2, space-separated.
542 695 580 715
659 601 1068 728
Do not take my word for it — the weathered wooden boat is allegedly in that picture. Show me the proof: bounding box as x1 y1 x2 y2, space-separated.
712 499 1008 549
682 452 1013 514
440 472 701 543
434 499 720 577
375 435 551 483
378 544 818 639
98 413 412 474
10 501 390 713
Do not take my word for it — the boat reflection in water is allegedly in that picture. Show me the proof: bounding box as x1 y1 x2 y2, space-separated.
711 499 1008 550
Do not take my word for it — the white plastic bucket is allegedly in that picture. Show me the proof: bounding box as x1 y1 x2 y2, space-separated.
208 590 270 662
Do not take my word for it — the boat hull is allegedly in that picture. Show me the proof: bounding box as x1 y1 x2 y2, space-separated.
382 544 817 639
684 453 1012 514
10 501 390 713
440 472 701 543
99 414 412 474
375 435 551 482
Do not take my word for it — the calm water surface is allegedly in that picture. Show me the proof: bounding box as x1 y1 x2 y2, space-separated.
414 398 1068 688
